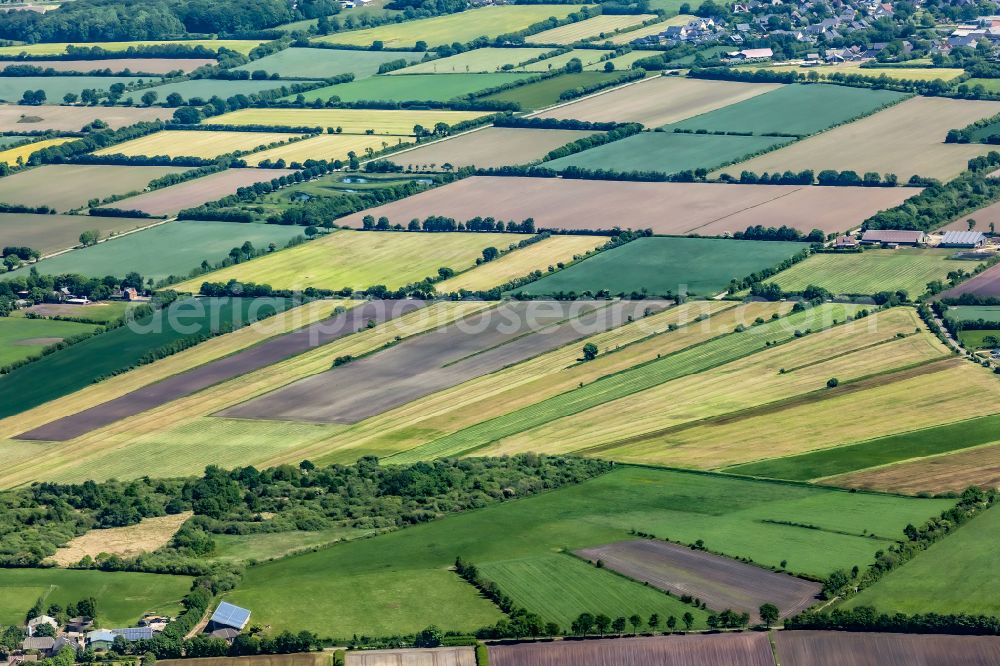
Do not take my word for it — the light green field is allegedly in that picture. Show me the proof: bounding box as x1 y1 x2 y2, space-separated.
766 249 965 297
314 5 582 48
226 466 951 637
519 49 612 71
0 317 97 366
0 76 145 104
290 72 530 103
479 554 708 627
233 47 424 79
0 568 192 626
843 504 1000 616
210 527 373 563
0 40 267 56
210 107 486 135
526 14 657 45
393 47 552 74
173 229 516 291
946 305 1000 322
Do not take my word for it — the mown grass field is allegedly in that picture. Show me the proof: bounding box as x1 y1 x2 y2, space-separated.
959 329 1000 348
210 108 486 135
139 78 291 101
7 220 305 282
315 5 580 48
291 72 530 103
393 47 552 74
210 525 372 563
0 316 97 366
842 504 1000 616
0 39 266 56
96 129 304 159
0 568 191 626
513 236 807 297
0 163 187 212
667 83 908 136
484 71 627 110
517 49 611 71
946 305 1000 322
0 76 145 103
0 137 73 166
743 63 966 82
248 133 411 166
544 131 794 174
766 248 963 297
479 553 708 627
526 14 657 44
233 47 423 79
225 466 951 637
173 230 515 291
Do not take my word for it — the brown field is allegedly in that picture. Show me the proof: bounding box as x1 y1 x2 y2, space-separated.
161 654 330 666
489 634 775 666
0 103 175 131
389 127 599 170
0 212 160 255
938 262 1000 299
0 164 188 212
218 300 669 424
107 168 295 217
776 631 1000 666
17 301 425 442
336 176 917 235
346 647 474 666
576 540 820 621
0 58 215 73
938 196 1000 230
50 512 191 566
829 441 1000 494
719 96 1000 181
533 76 780 127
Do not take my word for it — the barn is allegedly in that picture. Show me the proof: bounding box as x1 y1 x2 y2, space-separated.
207 602 252 633
860 230 926 246
941 230 988 248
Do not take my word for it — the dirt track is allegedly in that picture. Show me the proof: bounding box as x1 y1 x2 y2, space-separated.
219 300 669 424
16 300 426 442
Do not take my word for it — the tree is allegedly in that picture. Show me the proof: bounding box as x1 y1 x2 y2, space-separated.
63 92 78 104
414 626 442 648
682 612 694 630
482 246 499 262
582 342 598 361
666 615 677 631
141 91 158 106
604 61 615 72
759 603 779 628
304 225 319 238
826 377 839 388
594 614 611 636
648 613 660 632
79 229 100 246
611 616 626 634
629 614 642 634
968 218 977 231
571 612 594 635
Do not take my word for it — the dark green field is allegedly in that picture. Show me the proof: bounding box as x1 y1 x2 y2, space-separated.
0 297 291 419
483 72 628 110
511 236 807 298
666 84 908 136
544 131 793 174
233 47 424 79
290 72 531 103
725 412 1000 480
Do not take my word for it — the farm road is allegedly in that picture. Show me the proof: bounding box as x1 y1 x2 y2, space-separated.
219 299 670 424
16 300 426 442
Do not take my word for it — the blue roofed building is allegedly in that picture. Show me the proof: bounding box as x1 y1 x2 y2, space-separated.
207 602 251 633
112 628 155 641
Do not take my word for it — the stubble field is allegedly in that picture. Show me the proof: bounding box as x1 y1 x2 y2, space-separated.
248 133 410 166
107 168 296 216
390 127 600 170
0 163 188 211
525 14 657 44
210 108 487 135
0 103 174 131
96 129 306 159
0 211 160 255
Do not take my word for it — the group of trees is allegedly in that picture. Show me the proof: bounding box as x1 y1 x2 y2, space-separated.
732 225 826 243
723 168 901 188
361 214 536 234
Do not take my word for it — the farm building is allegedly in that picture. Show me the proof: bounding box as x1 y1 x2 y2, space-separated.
860 230 926 246
835 235 860 249
26 616 57 637
207 602 251 633
85 630 115 651
941 230 988 248
20 638 54 655
111 628 154 641
728 47 774 60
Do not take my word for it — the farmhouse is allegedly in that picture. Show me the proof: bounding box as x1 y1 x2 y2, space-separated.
727 47 774 60
26 617 57 638
941 230 988 248
860 229 926 246
207 602 251 633
835 235 860 249
19 639 53 656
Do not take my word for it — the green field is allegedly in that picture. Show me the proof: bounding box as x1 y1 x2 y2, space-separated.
544 131 794 174
513 237 806 297
0 40 266 56
290 72 531 103
0 76 147 103
766 249 962 297
386 303 864 462
0 568 191 626
314 5 581 48
0 316 97 366
666 84 909 136
725 412 1000 481
479 554 708 628
225 466 950 637
210 527 373 563
483 71 627 110
4 220 306 283
842 503 1000 616
140 78 291 103
957 78 1000 94
394 47 553 74
0 297 291 419
233 47 424 79
959 329 1000 348
946 305 1000 322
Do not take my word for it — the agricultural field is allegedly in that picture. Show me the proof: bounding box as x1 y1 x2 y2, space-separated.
162 656 330 666
0 57 215 73
233 47 423 79
315 5 581 48
210 108 487 135
765 248 967 297
0 103 174 131
95 129 305 160
490 634 776 666
0 136 73 166
172 229 515 291
5 220 306 282
586 49 663 70
19 301 131 323
482 71 628 110
776 632 1000 666
939 262 1000 299
525 14 657 44
534 75 780 126
722 96 1000 181
511 236 808 297
666 83 908 136
517 49 612 71
745 63 966 82
336 176 916 236
0 39 267 56
0 75 147 103
945 305 1000 322
389 127 600 170
0 567 191 626
347 648 475 666
0 316 97 366
575 540 821 621
959 328 1000 347
248 133 411 166
225 466 949 635
50 512 191 566
106 168 296 216
604 14 693 44
394 47 553 74
139 78 292 102
291 72 530 103
543 131 794 174
0 163 188 211
842 504 1000 616
0 211 165 255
